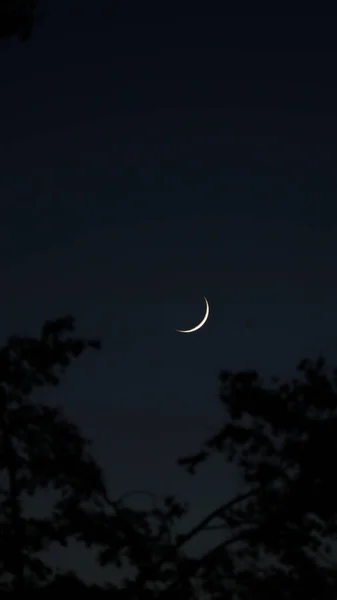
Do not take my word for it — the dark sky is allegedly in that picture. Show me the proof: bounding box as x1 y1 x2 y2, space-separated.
1 5 337 582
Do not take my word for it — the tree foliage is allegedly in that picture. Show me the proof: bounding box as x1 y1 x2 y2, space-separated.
0 316 107 591
76 356 337 598
1 314 337 597
176 357 337 599
0 0 39 41
0 315 194 595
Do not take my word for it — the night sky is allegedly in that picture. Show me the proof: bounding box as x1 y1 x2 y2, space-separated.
1 5 337 582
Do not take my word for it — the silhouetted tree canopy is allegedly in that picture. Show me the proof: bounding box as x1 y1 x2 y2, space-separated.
0 316 190 595
0 316 108 591
176 357 337 599
78 356 337 599
0 0 38 41
1 315 337 597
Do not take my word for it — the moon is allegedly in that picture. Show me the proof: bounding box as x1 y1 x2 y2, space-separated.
176 297 210 334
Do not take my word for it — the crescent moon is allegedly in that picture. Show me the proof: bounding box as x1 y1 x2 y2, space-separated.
176 297 209 334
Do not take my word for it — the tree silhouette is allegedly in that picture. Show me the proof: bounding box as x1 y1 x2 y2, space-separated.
91 489 190 599
0 316 189 595
0 0 39 41
0 315 110 591
0 314 196 595
3 317 337 597
173 357 337 599
79 356 337 598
